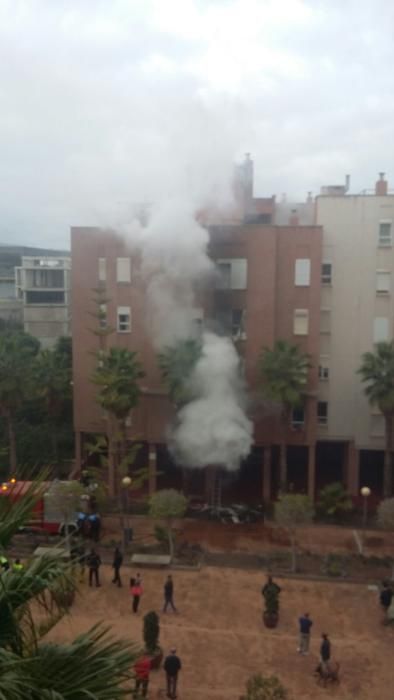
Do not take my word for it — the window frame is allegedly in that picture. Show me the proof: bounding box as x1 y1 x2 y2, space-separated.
98 257 106 282
116 257 131 283
321 262 332 286
117 305 131 333
317 401 328 426
293 308 309 336
294 258 311 287
378 220 392 247
376 270 391 295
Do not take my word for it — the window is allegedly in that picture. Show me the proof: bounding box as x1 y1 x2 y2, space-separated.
116 257 131 283
321 262 332 285
292 406 305 428
293 309 309 335
320 309 331 334
376 271 391 294
26 291 65 304
99 304 107 330
373 317 389 343
317 401 328 426
98 258 106 282
295 259 311 286
32 269 64 288
318 364 329 381
117 306 131 332
216 258 247 290
379 221 392 247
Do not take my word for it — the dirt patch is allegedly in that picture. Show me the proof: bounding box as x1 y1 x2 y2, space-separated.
46 565 394 700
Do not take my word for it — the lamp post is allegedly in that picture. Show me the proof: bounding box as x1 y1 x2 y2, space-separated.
360 486 371 552
121 476 132 549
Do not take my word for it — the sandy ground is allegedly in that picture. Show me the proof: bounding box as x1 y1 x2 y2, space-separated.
46 565 394 700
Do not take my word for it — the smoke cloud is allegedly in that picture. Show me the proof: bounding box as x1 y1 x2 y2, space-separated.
126 177 253 472
170 332 253 471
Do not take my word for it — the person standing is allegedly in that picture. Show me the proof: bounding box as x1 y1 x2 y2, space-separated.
133 654 151 698
112 547 123 587
130 574 143 613
163 575 178 613
262 575 281 600
87 548 101 587
297 612 313 655
379 581 393 620
320 633 331 667
164 648 181 699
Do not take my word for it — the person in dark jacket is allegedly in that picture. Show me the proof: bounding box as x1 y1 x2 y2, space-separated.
163 575 177 613
112 547 123 587
297 612 313 655
87 548 101 587
380 581 393 613
164 648 181 699
315 633 331 676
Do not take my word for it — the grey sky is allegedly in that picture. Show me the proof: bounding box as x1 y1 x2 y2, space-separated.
1 0 394 248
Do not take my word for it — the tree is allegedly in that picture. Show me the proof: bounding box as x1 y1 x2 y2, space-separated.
34 337 73 467
158 338 202 407
91 348 145 498
259 340 311 490
0 478 138 698
148 489 188 561
240 674 288 700
274 493 315 572
0 331 40 475
317 482 353 521
358 341 394 497
377 497 394 579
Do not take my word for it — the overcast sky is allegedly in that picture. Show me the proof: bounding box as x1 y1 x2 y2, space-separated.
1 0 394 249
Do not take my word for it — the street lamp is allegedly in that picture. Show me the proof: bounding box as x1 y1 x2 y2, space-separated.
121 476 132 549
360 486 371 551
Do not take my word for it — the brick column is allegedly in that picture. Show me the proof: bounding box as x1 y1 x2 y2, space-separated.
148 444 157 495
308 444 316 501
346 441 359 497
263 447 272 503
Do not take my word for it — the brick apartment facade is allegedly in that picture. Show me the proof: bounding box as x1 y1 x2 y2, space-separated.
71 161 394 505
71 205 324 504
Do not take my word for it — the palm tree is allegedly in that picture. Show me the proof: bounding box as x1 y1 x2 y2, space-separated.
358 341 394 497
0 479 138 698
0 331 40 476
34 338 73 466
259 340 311 490
91 347 145 497
158 338 202 408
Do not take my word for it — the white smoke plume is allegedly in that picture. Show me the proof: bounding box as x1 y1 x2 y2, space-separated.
127 187 253 472
170 332 253 471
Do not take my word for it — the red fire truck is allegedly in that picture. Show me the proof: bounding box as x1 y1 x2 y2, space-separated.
0 480 83 535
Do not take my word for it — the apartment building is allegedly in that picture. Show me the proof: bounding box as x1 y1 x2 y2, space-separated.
71 205 323 503
315 173 394 499
16 255 71 348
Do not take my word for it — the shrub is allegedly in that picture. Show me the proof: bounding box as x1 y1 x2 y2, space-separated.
263 586 279 616
274 494 314 572
317 482 353 520
143 611 160 654
240 674 288 700
149 489 187 561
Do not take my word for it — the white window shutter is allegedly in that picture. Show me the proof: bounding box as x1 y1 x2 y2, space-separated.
116 258 131 283
376 272 390 293
295 259 311 286
373 317 389 342
230 259 247 289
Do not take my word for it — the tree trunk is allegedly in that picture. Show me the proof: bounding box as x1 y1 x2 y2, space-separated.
167 518 174 562
7 413 17 478
279 410 289 492
290 532 297 573
384 414 393 497
108 432 116 500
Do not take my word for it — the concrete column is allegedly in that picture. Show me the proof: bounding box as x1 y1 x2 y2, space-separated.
346 442 360 497
308 444 316 501
263 447 272 503
148 444 157 495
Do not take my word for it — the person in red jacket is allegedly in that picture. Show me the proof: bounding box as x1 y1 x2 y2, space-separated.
130 574 143 613
133 654 151 697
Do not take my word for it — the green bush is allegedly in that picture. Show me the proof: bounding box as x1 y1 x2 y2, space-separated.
240 674 288 700
143 611 160 654
317 482 353 520
154 524 169 546
263 585 280 616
